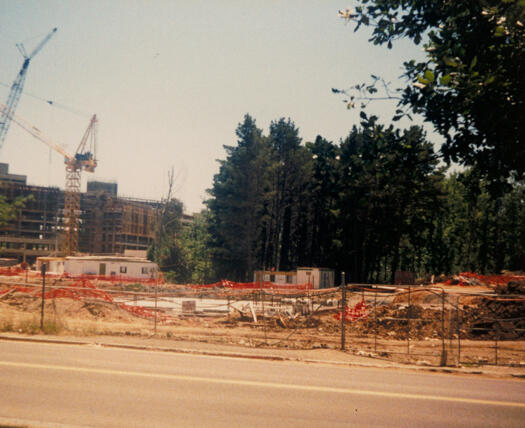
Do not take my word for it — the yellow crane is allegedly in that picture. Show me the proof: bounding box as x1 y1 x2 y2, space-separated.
0 103 98 255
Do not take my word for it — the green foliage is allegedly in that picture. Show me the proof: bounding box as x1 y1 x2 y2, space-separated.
336 117 444 282
207 114 274 281
123 283 147 292
264 118 313 271
149 197 192 283
0 190 32 228
0 320 13 332
304 136 341 267
437 171 525 273
42 320 61 335
180 210 215 283
340 0 525 181
1 318 63 335
206 113 524 282
207 115 336 280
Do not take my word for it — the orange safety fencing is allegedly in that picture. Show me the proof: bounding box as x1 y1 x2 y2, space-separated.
0 266 26 276
0 279 174 324
334 299 368 322
190 280 314 290
0 285 33 296
445 272 525 286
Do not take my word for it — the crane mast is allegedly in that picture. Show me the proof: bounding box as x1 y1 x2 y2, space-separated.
0 103 98 255
0 27 57 151
63 114 98 255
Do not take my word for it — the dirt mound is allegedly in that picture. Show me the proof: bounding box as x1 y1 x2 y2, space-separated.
1 292 139 323
392 289 442 305
350 305 442 340
331 293 525 341
445 272 525 287
495 280 525 295
462 297 525 339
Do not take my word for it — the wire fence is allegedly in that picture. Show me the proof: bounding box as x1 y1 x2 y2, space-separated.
0 274 524 367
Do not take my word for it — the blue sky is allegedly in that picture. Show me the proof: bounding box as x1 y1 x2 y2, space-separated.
0 1 426 213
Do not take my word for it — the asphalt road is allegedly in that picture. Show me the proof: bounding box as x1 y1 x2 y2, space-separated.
0 340 523 428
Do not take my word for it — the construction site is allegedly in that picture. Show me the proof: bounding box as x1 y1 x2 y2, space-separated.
0 27 163 264
0 163 157 262
0 121 524 370
0 26 524 373
0 267 524 368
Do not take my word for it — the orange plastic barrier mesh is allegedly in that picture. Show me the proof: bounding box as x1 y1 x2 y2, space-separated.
190 280 314 290
444 272 525 286
334 299 368 322
1 279 174 324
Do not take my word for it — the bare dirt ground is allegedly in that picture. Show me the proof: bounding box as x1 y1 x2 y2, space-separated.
1 276 524 368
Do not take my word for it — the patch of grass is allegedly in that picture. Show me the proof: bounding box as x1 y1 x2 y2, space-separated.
1 318 65 335
42 320 61 335
124 283 146 292
17 319 41 334
0 320 14 332
80 326 101 336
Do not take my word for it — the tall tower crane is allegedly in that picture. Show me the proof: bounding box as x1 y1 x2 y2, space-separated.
0 27 58 151
0 103 97 255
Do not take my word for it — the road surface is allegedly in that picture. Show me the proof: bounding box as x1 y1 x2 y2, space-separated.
0 340 523 427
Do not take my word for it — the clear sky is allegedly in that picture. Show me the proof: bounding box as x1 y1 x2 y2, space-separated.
0 0 426 213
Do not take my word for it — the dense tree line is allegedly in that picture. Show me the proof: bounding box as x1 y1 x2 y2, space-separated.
204 114 525 283
147 1 525 284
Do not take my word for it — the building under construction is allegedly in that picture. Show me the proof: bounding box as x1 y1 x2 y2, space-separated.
0 163 157 262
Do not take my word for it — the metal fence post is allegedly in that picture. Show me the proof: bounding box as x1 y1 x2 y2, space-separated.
448 304 454 365
456 296 461 366
153 270 158 335
341 271 346 351
40 263 47 330
407 286 411 356
374 287 377 353
440 289 447 366
262 289 267 345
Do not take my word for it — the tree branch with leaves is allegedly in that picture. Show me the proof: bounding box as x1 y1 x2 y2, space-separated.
336 1 525 182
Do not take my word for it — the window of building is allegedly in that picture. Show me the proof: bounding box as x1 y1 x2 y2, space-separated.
142 267 149 274
270 274 275 282
120 266 127 274
286 275 293 284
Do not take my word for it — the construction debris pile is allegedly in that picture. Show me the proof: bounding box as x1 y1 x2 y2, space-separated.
1 271 524 349
462 280 525 340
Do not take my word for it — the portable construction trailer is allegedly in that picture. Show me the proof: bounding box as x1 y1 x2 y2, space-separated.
253 270 297 285
36 255 158 279
254 267 334 288
296 267 334 289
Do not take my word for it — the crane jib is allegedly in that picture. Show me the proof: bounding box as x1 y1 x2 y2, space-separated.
0 27 57 151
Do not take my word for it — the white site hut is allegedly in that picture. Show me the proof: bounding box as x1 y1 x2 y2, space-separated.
253 267 334 289
296 267 334 289
36 255 158 279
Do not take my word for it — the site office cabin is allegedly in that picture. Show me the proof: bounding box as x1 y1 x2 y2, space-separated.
36 255 158 280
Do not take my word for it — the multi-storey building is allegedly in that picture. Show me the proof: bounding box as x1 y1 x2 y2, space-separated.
0 163 157 262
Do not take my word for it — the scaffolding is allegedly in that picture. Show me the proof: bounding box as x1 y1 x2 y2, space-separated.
1 169 156 261
0 182 61 260
81 191 156 255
